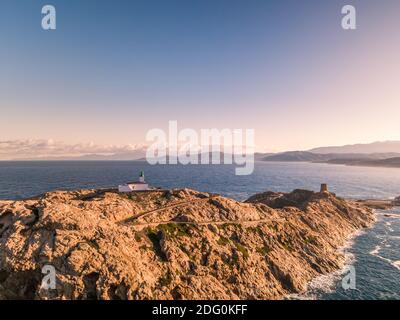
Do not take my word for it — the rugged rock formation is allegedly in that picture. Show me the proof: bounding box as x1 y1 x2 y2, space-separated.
0 188 374 300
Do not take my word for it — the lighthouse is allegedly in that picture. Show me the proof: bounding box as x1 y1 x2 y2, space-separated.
139 171 145 183
118 171 150 192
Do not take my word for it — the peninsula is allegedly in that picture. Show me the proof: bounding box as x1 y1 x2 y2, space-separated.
0 187 375 299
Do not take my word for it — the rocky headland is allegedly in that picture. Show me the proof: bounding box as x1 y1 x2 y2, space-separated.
0 188 375 300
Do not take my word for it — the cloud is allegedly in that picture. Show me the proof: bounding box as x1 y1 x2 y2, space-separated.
0 139 147 160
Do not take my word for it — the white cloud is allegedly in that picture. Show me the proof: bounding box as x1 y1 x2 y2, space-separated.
0 139 147 160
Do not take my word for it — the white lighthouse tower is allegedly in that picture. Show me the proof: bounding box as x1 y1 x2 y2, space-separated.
118 171 150 192
139 171 145 183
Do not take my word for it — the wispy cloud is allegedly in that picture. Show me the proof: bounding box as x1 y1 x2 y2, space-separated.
0 139 146 160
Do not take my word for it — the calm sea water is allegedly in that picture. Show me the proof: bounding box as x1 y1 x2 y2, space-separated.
0 160 399 299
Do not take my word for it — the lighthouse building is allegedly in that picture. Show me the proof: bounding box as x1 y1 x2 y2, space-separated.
118 171 150 192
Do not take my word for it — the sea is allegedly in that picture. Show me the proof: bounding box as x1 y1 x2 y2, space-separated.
0 160 399 300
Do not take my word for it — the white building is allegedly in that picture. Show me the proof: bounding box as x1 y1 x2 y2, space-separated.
118 171 150 192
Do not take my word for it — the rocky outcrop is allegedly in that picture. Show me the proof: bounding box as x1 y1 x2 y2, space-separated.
244 189 322 209
0 188 375 300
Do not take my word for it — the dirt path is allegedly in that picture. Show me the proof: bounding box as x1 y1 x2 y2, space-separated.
120 194 284 229
120 196 217 224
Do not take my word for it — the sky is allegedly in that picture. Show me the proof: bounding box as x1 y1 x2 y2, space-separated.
1 0 400 158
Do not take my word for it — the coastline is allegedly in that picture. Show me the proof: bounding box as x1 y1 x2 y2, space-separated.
0 187 376 300
261 159 400 170
289 227 369 300
294 206 400 300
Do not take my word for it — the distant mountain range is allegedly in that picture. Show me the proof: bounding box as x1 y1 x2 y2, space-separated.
261 151 400 162
260 141 400 169
10 141 400 169
261 151 330 162
309 141 400 154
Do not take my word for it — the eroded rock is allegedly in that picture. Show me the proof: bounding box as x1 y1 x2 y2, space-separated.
0 188 375 300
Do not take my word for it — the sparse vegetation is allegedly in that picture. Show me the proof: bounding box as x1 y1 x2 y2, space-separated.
157 223 191 237
304 235 317 245
146 228 168 262
119 192 141 201
200 239 208 252
230 252 240 267
268 224 279 232
235 243 249 259
247 226 264 237
158 271 172 287
256 246 271 255
217 236 229 246
281 241 294 252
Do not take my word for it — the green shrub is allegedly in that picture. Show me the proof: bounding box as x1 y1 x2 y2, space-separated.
217 236 230 246
235 243 249 259
157 223 191 237
256 246 271 255
134 233 142 242
146 229 168 262
159 271 172 287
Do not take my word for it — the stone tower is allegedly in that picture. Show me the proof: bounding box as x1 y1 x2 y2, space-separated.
320 183 328 193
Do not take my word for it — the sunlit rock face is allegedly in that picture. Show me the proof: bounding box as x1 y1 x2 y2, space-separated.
0 188 374 300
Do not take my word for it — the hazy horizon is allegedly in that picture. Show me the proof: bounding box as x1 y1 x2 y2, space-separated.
2 139 400 161
2 0 400 157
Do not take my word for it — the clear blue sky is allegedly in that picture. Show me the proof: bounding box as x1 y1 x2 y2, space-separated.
1 0 400 154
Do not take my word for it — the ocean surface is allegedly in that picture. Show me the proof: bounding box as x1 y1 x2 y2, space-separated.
0 160 399 299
